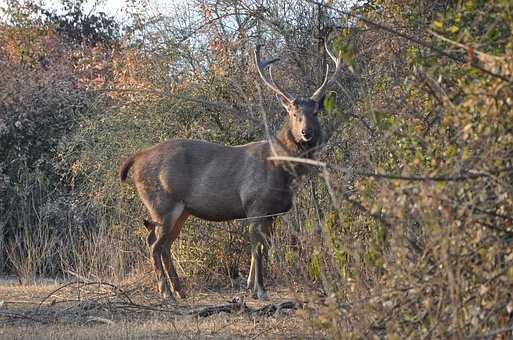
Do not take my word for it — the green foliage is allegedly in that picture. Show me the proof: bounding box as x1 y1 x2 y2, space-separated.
313 0 513 337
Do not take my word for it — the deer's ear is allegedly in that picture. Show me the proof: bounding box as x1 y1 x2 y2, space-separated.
317 95 325 111
278 96 296 111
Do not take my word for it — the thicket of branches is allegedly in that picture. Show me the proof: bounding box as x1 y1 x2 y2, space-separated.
1 0 512 337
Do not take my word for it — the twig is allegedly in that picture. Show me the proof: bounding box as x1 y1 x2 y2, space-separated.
267 155 510 182
233 212 287 221
37 281 80 310
37 280 135 310
470 325 513 339
64 269 91 282
428 30 504 63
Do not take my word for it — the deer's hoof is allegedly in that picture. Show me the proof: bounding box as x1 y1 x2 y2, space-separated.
246 278 255 291
176 290 188 300
258 290 269 301
162 290 176 302
250 289 269 300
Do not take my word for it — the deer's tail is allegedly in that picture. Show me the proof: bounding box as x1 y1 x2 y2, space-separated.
119 154 137 182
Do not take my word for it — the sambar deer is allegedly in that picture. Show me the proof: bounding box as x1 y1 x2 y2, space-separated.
119 41 343 300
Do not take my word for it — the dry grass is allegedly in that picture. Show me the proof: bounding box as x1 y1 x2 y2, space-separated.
0 275 324 339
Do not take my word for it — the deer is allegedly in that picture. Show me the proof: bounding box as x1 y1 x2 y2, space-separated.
119 41 343 301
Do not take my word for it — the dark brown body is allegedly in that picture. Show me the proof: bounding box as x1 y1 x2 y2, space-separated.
124 139 294 224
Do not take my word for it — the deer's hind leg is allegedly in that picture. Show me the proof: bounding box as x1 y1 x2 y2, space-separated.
161 211 189 299
149 202 186 300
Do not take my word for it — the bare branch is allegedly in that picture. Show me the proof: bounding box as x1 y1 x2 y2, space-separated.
267 156 511 182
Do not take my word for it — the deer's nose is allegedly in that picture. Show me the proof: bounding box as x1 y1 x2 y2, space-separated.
301 128 313 141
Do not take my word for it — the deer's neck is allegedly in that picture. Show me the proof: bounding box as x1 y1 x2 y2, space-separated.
271 121 315 176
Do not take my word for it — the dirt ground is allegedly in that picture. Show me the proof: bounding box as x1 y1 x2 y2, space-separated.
0 275 324 339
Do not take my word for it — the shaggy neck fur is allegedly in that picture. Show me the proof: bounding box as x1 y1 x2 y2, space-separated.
272 120 317 177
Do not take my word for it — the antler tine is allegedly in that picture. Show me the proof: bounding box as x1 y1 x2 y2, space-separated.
310 38 344 102
254 45 294 103
268 65 280 87
324 38 338 64
319 63 330 90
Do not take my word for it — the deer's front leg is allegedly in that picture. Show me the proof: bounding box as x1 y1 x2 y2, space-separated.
244 219 255 290
248 219 271 300
247 254 255 290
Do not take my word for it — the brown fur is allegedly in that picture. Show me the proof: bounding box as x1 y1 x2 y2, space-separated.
119 154 137 182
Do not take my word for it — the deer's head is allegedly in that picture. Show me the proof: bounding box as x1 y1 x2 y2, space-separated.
255 41 343 149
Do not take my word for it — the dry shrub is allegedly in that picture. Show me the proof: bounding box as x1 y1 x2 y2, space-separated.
0 17 136 278
1 1 512 338
296 1 513 337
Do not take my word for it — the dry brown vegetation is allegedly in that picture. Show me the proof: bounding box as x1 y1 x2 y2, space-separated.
1 0 512 338
0 276 320 339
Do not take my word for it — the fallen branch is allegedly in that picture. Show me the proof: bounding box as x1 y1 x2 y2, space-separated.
31 290 303 325
20 282 303 326
0 310 48 324
183 297 301 318
186 297 245 317
248 300 301 316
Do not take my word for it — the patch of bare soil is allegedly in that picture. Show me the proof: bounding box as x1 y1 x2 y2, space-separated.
0 275 324 339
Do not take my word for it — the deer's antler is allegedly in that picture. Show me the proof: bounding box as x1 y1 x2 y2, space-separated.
310 39 344 102
254 44 295 104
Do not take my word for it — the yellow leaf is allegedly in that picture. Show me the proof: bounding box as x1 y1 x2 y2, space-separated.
449 25 459 33
445 144 457 157
432 20 444 29
508 267 513 282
